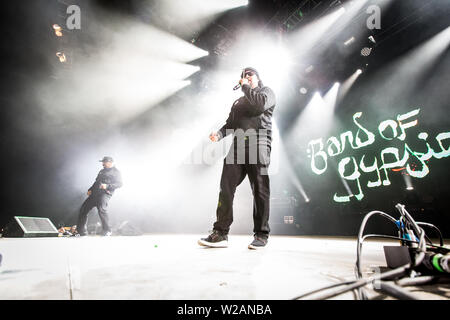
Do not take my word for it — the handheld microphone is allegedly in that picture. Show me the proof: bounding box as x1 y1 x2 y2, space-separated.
233 83 241 91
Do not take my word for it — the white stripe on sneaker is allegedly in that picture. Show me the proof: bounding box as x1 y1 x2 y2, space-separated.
198 239 228 248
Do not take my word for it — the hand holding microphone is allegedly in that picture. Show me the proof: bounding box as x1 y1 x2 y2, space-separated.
209 132 220 142
233 77 249 90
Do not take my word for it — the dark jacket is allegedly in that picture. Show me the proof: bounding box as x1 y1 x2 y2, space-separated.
89 166 123 196
218 84 276 147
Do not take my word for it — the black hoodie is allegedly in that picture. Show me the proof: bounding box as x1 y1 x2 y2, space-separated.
88 166 123 196
218 83 276 147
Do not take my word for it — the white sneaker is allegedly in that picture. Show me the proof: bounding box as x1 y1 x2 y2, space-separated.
198 231 228 248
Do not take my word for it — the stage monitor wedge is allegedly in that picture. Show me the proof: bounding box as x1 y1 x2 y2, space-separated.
2 216 59 238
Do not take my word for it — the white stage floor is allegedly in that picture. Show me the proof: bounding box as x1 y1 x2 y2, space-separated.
0 234 448 300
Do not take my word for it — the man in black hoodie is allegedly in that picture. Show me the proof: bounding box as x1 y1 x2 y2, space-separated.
198 67 276 249
76 156 123 236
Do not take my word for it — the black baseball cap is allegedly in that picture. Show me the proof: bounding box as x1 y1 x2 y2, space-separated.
241 67 260 79
99 156 114 162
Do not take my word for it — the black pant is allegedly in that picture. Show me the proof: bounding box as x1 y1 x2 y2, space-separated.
213 148 271 238
77 193 112 235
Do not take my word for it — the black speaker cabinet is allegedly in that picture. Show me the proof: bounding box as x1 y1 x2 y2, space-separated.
3 216 59 238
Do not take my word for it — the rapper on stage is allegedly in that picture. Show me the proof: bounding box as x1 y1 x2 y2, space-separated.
76 156 123 236
198 67 276 249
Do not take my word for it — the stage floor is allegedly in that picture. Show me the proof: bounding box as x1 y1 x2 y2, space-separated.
0 234 448 300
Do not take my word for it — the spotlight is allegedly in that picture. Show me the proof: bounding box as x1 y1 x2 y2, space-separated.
361 47 372 56
344 36 355 46
228 0 248 7
403 173 414 191
305 65 314 73
300 87 308 94
52 24 63 37
338 7 346 14
56 52 66 63
356 69 363 75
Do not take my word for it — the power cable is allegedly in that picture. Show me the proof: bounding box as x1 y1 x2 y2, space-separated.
293 203 446 300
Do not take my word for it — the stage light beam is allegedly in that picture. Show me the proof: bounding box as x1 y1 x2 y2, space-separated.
222 32 293 93
289 5 347 56
403 174 414 191
368 25 450 105
344 36 355 46
323 82 340 110
338 69 363 104
154 0 249 38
